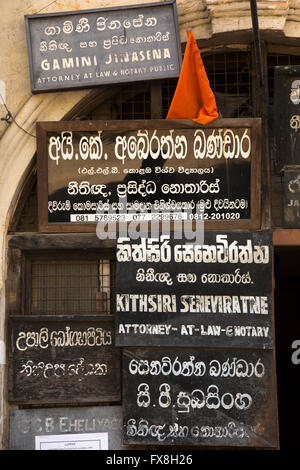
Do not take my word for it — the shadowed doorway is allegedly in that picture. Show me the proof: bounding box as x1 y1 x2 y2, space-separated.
274 248 300 449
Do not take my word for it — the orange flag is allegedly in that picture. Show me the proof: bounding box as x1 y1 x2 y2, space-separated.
166 30 219 125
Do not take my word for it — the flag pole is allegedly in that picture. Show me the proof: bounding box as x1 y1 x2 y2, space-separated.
249 0 271 228
250 0 267 119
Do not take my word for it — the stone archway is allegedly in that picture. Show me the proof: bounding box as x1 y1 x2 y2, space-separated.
0 81 152 448
0 89 91 448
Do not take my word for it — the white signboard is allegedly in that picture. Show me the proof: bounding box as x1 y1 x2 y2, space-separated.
35 432 108 450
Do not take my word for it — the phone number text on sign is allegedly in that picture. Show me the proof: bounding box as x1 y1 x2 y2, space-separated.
44 126 253 226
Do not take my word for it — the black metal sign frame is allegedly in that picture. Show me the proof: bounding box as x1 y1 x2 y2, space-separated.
273 65 300 173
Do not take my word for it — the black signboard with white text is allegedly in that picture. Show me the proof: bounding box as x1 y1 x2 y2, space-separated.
273 66 300 173
36 119 261 232
115 231 273 348
283 166 300 227
25 1 181 93
8 316 121 404
122 348 278 448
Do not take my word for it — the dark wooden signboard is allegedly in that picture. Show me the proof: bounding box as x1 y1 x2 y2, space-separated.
9 406 128 450
8 316 121 404
283 166 300 227
273 66 300 173
122 348 279 448
25 1 181 93
115 231 273 348
36 119 261 232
